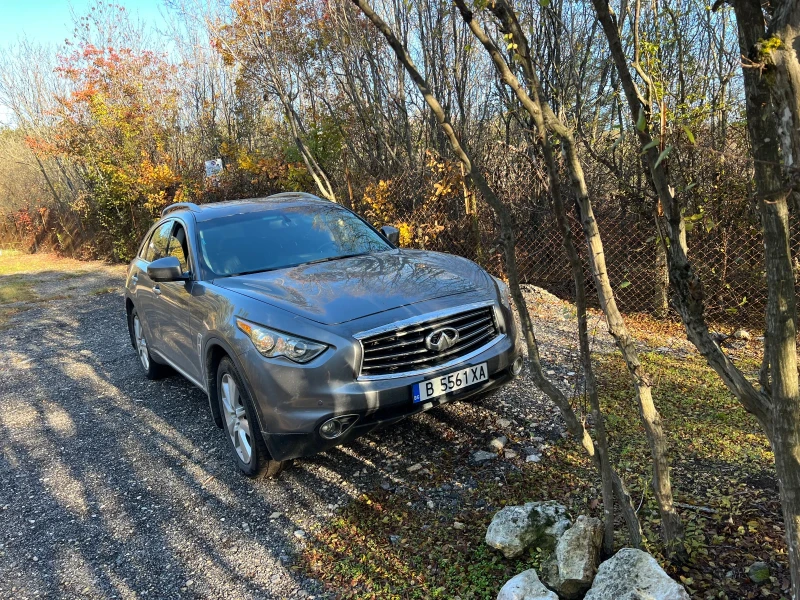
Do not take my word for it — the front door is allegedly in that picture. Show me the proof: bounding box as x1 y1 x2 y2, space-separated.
154 221 204 385
135 220 174 351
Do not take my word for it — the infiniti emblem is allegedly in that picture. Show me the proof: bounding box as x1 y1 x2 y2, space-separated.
425 327 460 352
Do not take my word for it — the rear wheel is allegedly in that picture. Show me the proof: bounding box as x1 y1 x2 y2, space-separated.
130 308 169 379
217 357 287 478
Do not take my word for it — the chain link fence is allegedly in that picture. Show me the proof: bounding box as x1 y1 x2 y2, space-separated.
2 163 797 331
350 167 800 332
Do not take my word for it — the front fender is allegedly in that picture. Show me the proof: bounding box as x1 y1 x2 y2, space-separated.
203 335 268 435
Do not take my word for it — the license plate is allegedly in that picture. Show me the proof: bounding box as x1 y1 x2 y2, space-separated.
412 362 488 403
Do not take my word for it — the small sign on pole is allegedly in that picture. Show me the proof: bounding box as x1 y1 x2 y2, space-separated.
205 158 223 178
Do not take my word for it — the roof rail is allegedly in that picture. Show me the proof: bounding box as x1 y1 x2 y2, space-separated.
161 202 201 217
255 192 327 202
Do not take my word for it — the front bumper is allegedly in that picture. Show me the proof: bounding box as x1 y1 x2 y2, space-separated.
243 329 521 461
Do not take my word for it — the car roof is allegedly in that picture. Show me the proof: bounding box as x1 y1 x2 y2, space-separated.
163 193 334 222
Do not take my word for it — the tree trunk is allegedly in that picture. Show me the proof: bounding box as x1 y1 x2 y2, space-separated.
282 103 338 203
733 0 800 593
769 1 800 190
590 0 772 428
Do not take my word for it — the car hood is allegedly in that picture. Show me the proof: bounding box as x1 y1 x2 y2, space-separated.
213 249 491 325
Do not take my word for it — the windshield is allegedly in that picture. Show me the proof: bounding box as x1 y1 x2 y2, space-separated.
196 204 392 278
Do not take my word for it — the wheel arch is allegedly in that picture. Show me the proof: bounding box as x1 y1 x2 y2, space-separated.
204 337 264 431
204 340 229 429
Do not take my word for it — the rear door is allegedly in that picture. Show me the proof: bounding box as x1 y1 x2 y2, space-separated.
152 220 204 384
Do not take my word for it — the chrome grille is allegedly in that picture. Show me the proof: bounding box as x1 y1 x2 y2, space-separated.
359 305 499 377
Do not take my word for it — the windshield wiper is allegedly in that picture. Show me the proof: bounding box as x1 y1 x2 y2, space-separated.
219 252 372 278
221 266 283 278
302 252 371 266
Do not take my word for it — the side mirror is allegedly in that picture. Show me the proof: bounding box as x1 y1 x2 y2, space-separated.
380 225 400 246
147 256 187 282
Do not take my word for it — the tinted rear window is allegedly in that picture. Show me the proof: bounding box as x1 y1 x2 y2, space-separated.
196 204 391 278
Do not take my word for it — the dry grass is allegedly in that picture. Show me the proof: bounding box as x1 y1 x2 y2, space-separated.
0 251 124 327
0 249 112 276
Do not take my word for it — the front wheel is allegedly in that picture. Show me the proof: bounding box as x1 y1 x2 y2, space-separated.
217 357 287 478
130 308 169 380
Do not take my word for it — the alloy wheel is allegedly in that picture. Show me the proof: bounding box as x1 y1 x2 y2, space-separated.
220 373 252 464
133 315 150 371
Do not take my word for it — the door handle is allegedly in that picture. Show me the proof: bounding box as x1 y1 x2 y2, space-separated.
153 285 162 297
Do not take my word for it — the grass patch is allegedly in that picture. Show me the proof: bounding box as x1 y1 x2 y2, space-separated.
300 340 786 598
91 286 118 295
0 277 37 304
0 251 54 276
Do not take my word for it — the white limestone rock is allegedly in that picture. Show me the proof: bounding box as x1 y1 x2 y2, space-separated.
496 569 558 600
584 548 690 600
542 515 603 599
485 501 570 559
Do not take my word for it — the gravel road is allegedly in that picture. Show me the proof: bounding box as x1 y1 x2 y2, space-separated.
0 261 612 600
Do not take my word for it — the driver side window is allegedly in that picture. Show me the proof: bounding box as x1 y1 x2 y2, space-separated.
166 223 190 273
143 221 173 263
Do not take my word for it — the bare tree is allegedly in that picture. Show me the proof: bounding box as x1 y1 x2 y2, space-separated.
591 0 800 588
455 0 681 556
211 0 338 202
350 0 644 549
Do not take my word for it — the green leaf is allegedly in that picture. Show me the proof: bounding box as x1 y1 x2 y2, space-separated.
636 107 647 132
619 281 631 289
641 138 659 152
611 133 624 150
654 145 673 170
539 0 550 6
682 126 696 145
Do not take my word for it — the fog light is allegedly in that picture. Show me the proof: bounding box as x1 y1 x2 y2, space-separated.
319 415 359 440
319 420 341 439
511 356 524 377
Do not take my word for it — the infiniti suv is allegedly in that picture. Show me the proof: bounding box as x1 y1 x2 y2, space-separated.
125 193 522 477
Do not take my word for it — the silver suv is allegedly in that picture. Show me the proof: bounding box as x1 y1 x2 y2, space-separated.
125 193 522 477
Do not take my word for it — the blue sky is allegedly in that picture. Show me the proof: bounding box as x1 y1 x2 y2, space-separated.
0 0 168 47
0 1 171 123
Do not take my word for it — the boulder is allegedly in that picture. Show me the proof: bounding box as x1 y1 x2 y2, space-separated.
584 548 690 600
542 516 603 599
497 569 558 600
486 501 571 559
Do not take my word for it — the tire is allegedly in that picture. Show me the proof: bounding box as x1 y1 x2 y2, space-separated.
216 357 287 478
129 308 169 380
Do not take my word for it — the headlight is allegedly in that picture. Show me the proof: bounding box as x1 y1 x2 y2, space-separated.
492 276 512 308
236 319 327 363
